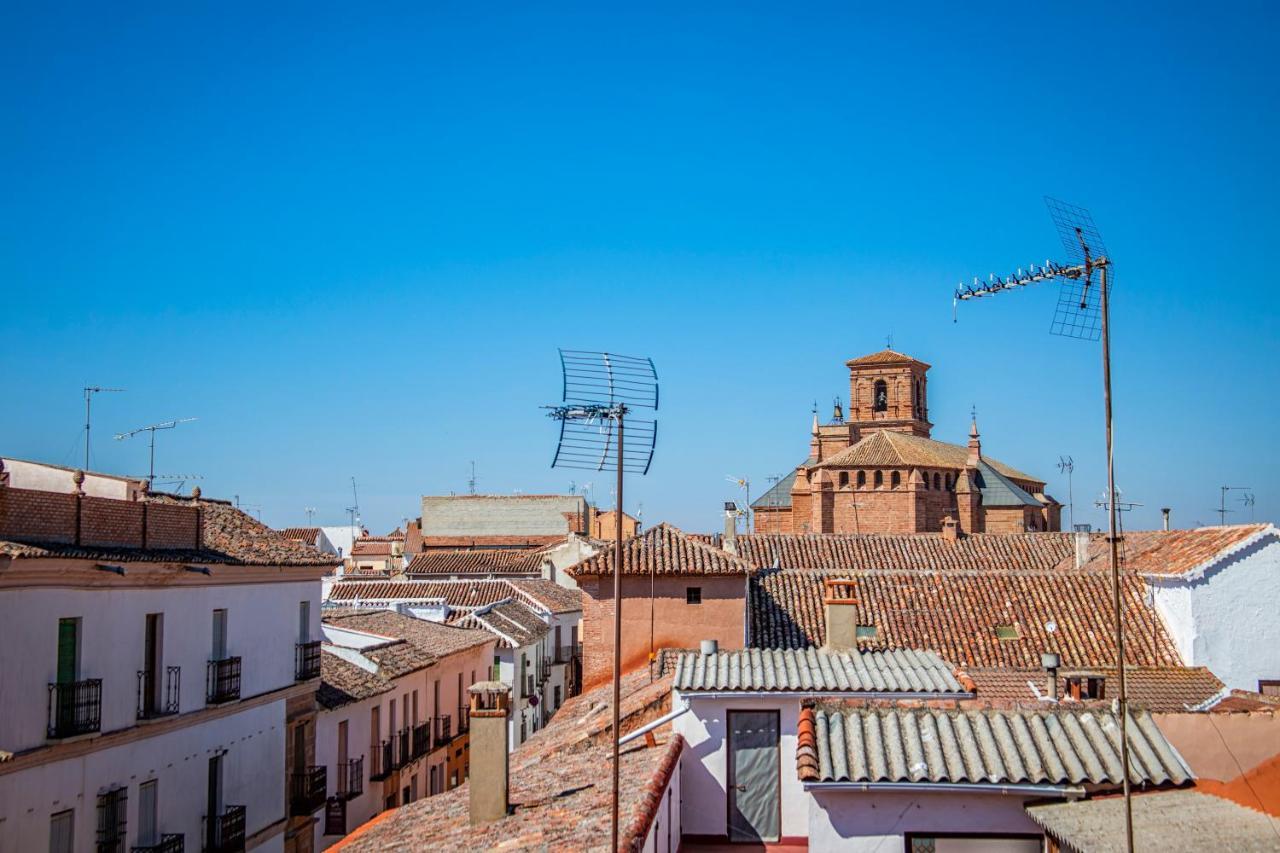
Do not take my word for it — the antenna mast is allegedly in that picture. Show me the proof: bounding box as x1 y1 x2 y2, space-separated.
951 198 1134 852
1057 456 1075 530
468 461 477 496
83 386 124 470
545 349 658 853
347 477 362 535
1218 486 1251 525
114 418 197 488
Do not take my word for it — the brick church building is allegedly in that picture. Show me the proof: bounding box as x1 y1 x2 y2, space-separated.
753 349 1061 535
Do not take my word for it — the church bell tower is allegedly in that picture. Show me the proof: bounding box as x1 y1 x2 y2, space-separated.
845 349 932 438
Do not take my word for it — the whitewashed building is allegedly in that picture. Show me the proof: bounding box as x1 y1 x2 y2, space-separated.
0 463 335 853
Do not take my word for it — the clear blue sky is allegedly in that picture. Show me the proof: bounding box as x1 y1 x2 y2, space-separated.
3 3 1277 534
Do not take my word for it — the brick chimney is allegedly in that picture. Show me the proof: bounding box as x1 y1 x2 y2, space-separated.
941 515 960 542
468 681 511 825
722 502 738 554
822 579 858 652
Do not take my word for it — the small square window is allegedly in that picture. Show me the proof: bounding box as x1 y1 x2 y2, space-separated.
994 624 1021 640
855 625 878 640
686 587 702 605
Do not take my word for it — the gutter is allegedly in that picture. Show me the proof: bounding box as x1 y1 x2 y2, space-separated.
618 703 694 746
802 781 1085 798
679 690 976 701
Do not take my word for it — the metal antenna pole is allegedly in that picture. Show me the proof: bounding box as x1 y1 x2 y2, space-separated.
611 410 624 853
83 386 123 470
1100 264 1134 852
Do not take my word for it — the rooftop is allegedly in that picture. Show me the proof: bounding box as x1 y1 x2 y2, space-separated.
671 647 968 695
322 609 494 658
451 600 550 648
566 523 756 578
966 666 1226 712
845 348 929 367
327 577 581 614
406 548 547 575
814 428 1039 483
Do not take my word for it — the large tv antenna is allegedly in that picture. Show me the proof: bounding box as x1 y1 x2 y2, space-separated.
83 386 124 470
1217 485 1252 525
951 198 1136 851
545 348 658 853
726 476 751 532
1057 456 1075 530
114 418 197 488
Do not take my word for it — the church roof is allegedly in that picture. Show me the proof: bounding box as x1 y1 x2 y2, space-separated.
845 349 930 368
814 429 1040 483
974 460 1043 507
752 464 806 509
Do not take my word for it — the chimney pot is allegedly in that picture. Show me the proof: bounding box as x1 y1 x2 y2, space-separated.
1161 507 1171 532
1041 652 1060 700
822 579 859 652
468 681 511 825
722 502 738 554
700 639 718 656
941 516 959 542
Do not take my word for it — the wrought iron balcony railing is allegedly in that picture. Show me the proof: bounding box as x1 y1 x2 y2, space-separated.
456 704 470 735
205 657 241 704
295 641 321 681
411 722 430 759
290 766 327 815
47 678 102 738
335 756 363 800
130 833 183 853
204 805 245 853
137 666 181 720
433 714 452 746
369 741 390 781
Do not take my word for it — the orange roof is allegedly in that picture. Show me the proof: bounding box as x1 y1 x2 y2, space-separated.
845 348 930 368
814 429 1040 482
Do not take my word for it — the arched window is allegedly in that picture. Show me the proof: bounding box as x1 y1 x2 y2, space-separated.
856 470 866 488
891 471 901 489
874 470 884 488
873 379 888 412
921 470 929 490
945 474 953 490
839 471 849 488
933 472 941 490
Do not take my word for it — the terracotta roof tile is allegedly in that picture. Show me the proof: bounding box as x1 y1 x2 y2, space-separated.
1068 525 1273 577
737 531 1073 571
566 523 756 578
329 579 516 608
814 429 1040 483
406 549 546 576
318 651 394 710
845 349 929 367
322 610 494 659
278 526 322 542
966 666 1225 711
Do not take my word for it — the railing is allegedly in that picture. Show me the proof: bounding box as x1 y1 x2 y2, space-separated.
369 741 390 781
131 833 183 853
554 645 577 664
540 656 551 684
457 704 469 735
396 728 410 768
47 678 102 738
290 765 327 815
205 657 241 704
411 722 430 759
433 714 452 746
336 756 363 800
97 785 128 853
137 666 181 719
204 805 245 853
295 641 321 681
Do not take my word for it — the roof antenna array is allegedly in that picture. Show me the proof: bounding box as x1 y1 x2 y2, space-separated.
1217 485 1252 525
114 418 197 489
544 348 658 853
950 198 1136 852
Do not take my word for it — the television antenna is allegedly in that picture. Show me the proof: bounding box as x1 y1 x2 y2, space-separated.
1241 492 1256 522
1217 486 1251 525
83 386 125 471
544 348 658 853
468 461 477 496
233 495 263 521
114 418 197 488
951 198 1135 851
304 507 317 525
726 475 751 532
346 477 362 534
134 473 204 494
1057 456 1075 530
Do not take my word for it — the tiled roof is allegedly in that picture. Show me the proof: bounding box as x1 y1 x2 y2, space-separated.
845 349 928 367
749 568 1182 668
455 600 550 648
328 579 510 608
1026 789 1280 852
1071 524 1274 578
671 647 968 694
322 610 494 659
798 704 1191 787
352 539 395 556
333 668 680 852
736 531 1074 571
1207 689 1280 713
362 641 437 679
278 526 321 542
751 465 803 510
566 523 756 578
966 667 1226 712
814 429 1039 483
505 579 583 614
406 548 546 576
318 651 394 710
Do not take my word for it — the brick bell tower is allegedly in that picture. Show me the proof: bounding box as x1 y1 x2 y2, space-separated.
845 350 932 439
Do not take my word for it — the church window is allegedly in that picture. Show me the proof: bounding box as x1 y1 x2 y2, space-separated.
874 470 883 488
945 474 953 490
933 472 941 490
921 470 929 489
891 471 901 489
856 470 866 488
873 379 888 412
839 471 849 488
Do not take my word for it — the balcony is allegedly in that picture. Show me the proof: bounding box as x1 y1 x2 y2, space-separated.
456 704 469 735
396 727 410 768
205 657 241 704
335 756 363 800
295 641 321 681
433 714 452 746
131 834 184 853
411 722 430 759
290 766 327 815
47 678 102 738
204 805 245 853
554 645 577 664
369 741 390 781
137 666 181 720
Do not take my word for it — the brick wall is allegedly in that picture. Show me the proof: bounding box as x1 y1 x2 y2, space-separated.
0 485 201 550
578 574 746 689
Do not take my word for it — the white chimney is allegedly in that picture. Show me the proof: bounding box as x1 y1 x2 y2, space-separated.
722 502 738 555
1073 524 1092 570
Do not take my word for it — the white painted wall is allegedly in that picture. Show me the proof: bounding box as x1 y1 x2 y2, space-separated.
641 745 681 853
0 581 318 754
1149 530 1280 691
672 693 808 840
0 698 286 853
0 458 137 499
807 790 1044 851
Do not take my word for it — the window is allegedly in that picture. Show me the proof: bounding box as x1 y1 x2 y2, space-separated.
891 471 901 489
50 809 74 853
57 618 80 684
856 470 866 488
97 786 127 853
1260 680 1280 696
920 471 929 489
933 472 941 490
370 706 380 748
298 601 310 643
839 471 849 488
137 780 158 848
873 379 888 412
855 625 878 640
211 609 228 660
874 470 884 488
994 625 1021 640
554 685 562 709
1066 675 1106 700
945 474 954 490
686 587 702 605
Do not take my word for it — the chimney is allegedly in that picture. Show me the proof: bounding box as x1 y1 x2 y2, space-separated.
1073 524 1092 569
468 681 511 825
700 639 718 656
1041 652 1061 701
941 515 959 542
1161 507 1171 531
722 502 738 554
822 579 858 652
